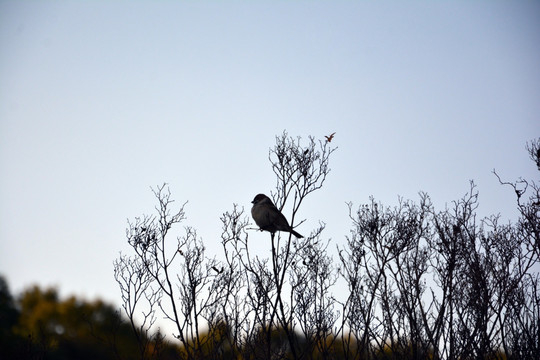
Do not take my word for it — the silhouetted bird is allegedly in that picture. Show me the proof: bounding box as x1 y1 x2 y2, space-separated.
251 194 303 238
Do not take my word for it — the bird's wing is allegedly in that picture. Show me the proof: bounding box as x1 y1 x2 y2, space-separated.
268 207 291 231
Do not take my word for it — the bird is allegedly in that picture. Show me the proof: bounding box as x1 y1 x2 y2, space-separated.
251 194 304 238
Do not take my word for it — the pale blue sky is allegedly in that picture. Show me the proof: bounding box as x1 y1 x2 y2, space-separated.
1 0 539 315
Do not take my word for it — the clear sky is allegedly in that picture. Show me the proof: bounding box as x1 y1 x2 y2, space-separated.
1 0 539 317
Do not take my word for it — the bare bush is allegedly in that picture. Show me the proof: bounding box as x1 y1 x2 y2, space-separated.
115 134 539 360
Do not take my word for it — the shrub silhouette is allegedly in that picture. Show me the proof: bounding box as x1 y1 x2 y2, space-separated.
113 134 539 360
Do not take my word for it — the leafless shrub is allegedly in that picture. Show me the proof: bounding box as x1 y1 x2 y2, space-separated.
115 135 539 360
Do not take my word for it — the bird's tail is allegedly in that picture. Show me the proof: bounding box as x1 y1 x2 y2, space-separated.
290 228 304 239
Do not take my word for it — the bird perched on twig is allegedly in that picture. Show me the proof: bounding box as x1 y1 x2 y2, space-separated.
251 194 304 238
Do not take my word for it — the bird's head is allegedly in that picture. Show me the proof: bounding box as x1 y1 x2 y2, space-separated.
252 193 271 205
